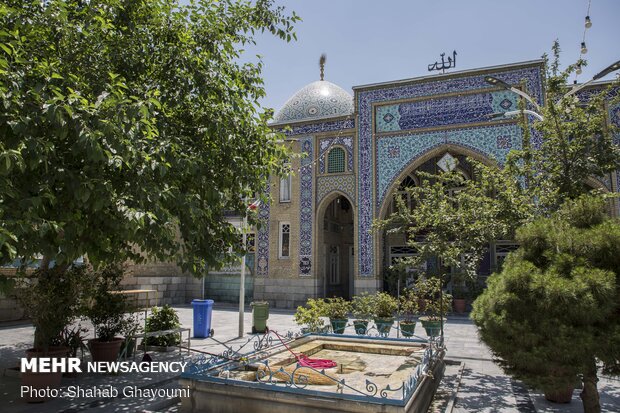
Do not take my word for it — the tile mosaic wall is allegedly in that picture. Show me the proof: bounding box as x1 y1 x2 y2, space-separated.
256 183 271 277
278 119 355 137
357 66 544 276
376 124 523 208
375 91 518 133
319 136 354 173
316 174 356 207
299 137 313 276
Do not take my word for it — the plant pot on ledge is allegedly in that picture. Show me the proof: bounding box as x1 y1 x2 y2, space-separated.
419 316 446 337
22 346 69 403
374 317 394 335
329 318 348 334
89 338 123 362
400 320 417 337
352 320 369 335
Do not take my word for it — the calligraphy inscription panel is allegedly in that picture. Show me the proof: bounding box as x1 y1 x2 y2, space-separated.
375 91 518 133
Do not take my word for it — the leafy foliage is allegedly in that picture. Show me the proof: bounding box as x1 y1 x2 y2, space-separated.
375 162 531 284
145 305 181 347
83 264 131 342
415 277 452 320
322 297 350 320
13 265 89 350
351 292 374 321
399 288 419 322
471 195 619 397
0 0 299 272
293 298 326 332
512 41 620 212
373 292 398 318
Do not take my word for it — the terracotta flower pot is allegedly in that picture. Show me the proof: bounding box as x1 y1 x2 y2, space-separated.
22 346 69 403
453 298 466 314
88 337 123 362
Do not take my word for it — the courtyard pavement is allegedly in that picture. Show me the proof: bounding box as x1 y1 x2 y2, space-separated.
1 304 619 412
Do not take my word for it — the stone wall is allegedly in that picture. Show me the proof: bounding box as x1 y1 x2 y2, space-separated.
254 277 318 309
0 291 24 322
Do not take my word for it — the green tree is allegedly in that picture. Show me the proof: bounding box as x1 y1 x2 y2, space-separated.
471 44 620 413
471 195 619 413
374 161 530 286
0 0 298 348
0 0 298 271
515 42 620 212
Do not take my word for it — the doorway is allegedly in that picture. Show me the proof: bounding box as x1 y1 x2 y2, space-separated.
320 195 354 299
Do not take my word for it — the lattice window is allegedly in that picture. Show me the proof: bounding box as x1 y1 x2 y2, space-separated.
279 222 291 258
327 147 345 174
279 164 291 202
495 241 519 270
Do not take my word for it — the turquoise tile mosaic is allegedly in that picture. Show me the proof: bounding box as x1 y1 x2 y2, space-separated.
375 124 523 208
357 65 544 276
316 174 356 208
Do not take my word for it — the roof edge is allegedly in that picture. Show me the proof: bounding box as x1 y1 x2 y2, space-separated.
353 59 545 91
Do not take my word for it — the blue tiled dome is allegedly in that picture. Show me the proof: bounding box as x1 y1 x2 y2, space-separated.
273 80 354 124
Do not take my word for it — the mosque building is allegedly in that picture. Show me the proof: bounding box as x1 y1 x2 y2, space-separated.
2 59 618 322
245 57 620 309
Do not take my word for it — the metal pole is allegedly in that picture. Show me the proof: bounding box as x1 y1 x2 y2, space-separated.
440 277 444 341
238 212 247 338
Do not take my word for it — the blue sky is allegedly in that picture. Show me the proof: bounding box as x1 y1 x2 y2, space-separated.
240 0 620 113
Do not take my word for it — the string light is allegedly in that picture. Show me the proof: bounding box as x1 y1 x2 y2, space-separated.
575 0 593 83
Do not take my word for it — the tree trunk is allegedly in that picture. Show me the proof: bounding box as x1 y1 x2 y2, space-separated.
580 357 600 413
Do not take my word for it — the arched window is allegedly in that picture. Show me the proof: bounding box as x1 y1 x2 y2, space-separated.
390 174 417 213
327 147 345 174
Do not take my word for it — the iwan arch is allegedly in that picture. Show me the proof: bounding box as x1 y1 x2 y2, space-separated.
248 59 620 309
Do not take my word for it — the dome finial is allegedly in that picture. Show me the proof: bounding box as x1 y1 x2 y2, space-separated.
319 53 326 81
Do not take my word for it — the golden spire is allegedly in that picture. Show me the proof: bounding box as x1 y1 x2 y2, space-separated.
319 54 326 81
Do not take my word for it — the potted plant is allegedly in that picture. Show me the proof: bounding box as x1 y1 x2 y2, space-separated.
55 323 89 377
399 288 419 337
322 297 350 334
13 266 88 401
120 312 142 358
85 264 130 362
373 292 398 335
144 305 181 351
417 277 452 337
294 298 326 333
351 293 374 335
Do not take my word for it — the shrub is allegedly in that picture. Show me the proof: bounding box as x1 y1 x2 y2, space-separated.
399 288 419 322
322 297 350 320
351 293 374 321
145 305 181 347
373 292 398 318
293 298 326 332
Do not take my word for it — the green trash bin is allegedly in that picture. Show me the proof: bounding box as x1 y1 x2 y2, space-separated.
251 301 270 334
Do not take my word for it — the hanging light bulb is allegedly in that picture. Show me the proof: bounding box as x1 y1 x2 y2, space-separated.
576 64 582 75
585 16 592 29
581 42 588 54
